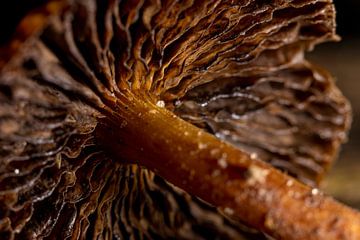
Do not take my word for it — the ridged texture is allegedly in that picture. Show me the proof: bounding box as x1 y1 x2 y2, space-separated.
0 0 350 239
174 61 350 186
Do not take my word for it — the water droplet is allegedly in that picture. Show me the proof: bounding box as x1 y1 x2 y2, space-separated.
250 153 258 160
14 169 20 174
311 188 319 196
221 130 231 135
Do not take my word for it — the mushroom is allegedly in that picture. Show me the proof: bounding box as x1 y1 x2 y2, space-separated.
0 0 359 240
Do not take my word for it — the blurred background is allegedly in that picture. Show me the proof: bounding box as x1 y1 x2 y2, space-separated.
308 0 360 209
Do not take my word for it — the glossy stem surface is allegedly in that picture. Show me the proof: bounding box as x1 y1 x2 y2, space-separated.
96 94 360 240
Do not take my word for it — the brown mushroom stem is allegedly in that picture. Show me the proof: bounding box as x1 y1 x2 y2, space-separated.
96 92 360 240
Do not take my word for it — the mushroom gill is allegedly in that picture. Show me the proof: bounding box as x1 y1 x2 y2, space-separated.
0 0 359 240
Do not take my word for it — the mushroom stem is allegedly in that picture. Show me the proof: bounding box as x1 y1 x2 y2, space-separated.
96 93 360 240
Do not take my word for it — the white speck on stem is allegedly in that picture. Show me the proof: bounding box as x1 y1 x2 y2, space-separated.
247 165 269 185
223 207 234 215
210 148 220 156
265 214 276 230
288 190 302 199
286 180 294 187
149 109 157 114
198 142 207 150
156 100 165 108
218 153 228 169
14 169 20 174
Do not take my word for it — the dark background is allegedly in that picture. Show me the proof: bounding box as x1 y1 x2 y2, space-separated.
309 0 360 209
0 0 48 45
334 0 360 37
